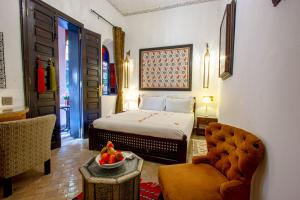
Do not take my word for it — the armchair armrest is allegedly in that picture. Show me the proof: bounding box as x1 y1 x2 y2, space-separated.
192 155 210 164
220 180 250 200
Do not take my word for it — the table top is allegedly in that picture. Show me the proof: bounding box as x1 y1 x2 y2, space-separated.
79 151 143 184
0 106 29 115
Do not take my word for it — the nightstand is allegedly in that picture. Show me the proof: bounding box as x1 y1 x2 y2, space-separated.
196 116 218 135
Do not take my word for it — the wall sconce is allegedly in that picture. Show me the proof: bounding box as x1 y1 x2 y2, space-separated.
202 96 214 116
203 43 210 88
124 50 130 88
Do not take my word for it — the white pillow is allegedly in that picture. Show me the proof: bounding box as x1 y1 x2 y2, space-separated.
167 96 194 100
139 96 165 111
165 98 194 113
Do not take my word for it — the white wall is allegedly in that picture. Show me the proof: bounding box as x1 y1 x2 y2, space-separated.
218 0 300 200
42 0 127 45
125 1 222 115
0 0 222 115
101 95 117 116
0 0 24 108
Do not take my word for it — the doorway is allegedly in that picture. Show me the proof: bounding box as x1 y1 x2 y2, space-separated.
20 0 102 148
58 17 82 145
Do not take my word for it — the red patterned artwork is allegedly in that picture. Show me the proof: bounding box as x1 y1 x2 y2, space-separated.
139 44 193 91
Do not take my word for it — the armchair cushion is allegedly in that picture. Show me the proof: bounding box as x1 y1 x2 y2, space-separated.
158 163 228 200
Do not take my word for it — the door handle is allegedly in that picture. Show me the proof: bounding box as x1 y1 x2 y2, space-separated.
97 86 102 96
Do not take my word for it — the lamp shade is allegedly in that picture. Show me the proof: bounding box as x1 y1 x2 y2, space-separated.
202 96 214 103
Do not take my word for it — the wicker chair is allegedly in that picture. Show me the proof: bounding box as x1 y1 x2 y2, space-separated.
0 114 56 197
158 123 265 200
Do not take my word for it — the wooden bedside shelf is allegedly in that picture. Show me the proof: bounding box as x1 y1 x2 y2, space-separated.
196 116 218 135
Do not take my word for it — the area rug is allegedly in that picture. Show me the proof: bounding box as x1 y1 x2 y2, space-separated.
72 181 161 200
191 138 207 157
187 138 208 162
140 182 161 200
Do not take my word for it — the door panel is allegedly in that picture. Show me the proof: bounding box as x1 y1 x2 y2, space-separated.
26 0 61 149
68 26 81 139
82 29 101 138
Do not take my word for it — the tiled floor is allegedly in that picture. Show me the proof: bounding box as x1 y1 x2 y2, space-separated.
60 131 74 147
0 135 206 200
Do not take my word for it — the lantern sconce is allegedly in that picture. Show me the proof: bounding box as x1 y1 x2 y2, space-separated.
124 50 130 88
203 43 210 89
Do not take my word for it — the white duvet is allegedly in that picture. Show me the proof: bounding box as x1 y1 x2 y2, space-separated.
93 110 194 141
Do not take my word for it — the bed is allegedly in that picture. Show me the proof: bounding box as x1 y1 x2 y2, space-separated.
89 97 195 164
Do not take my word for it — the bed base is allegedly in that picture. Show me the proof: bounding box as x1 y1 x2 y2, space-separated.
89 124 187 164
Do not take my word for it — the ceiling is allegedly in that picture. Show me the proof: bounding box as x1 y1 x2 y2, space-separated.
107 0 219 16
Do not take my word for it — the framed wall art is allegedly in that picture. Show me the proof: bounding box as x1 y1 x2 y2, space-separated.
219 0 236 80
139 44 193 91
0 32 6 89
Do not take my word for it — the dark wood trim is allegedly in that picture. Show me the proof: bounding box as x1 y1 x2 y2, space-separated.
20 0 84 110
30 0 83 27
89 124 188 164
82 29 102 138
139 44 193 53
83 27 101 37
19 0 84 106
20 0 30 112
81 29 87 138
53 9 61 149
272 0 281 7
44 159 51 175
219 0 236 80
196 116 218 135
3 177 12 197
139 44 193 91
158 192 164 200
19 0 85 148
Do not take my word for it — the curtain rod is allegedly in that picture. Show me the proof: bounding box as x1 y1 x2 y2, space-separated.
90 9 115 27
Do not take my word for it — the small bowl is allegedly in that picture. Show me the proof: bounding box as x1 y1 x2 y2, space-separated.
95 154 125 169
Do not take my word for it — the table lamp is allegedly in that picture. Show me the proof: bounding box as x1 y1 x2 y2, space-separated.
202 96 214 117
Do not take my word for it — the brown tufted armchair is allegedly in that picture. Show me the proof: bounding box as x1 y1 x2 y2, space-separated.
158 123 264 200
0 115 56 197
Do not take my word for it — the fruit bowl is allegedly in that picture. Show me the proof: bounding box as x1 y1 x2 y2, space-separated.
95 141 126 169
95 154 125 169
